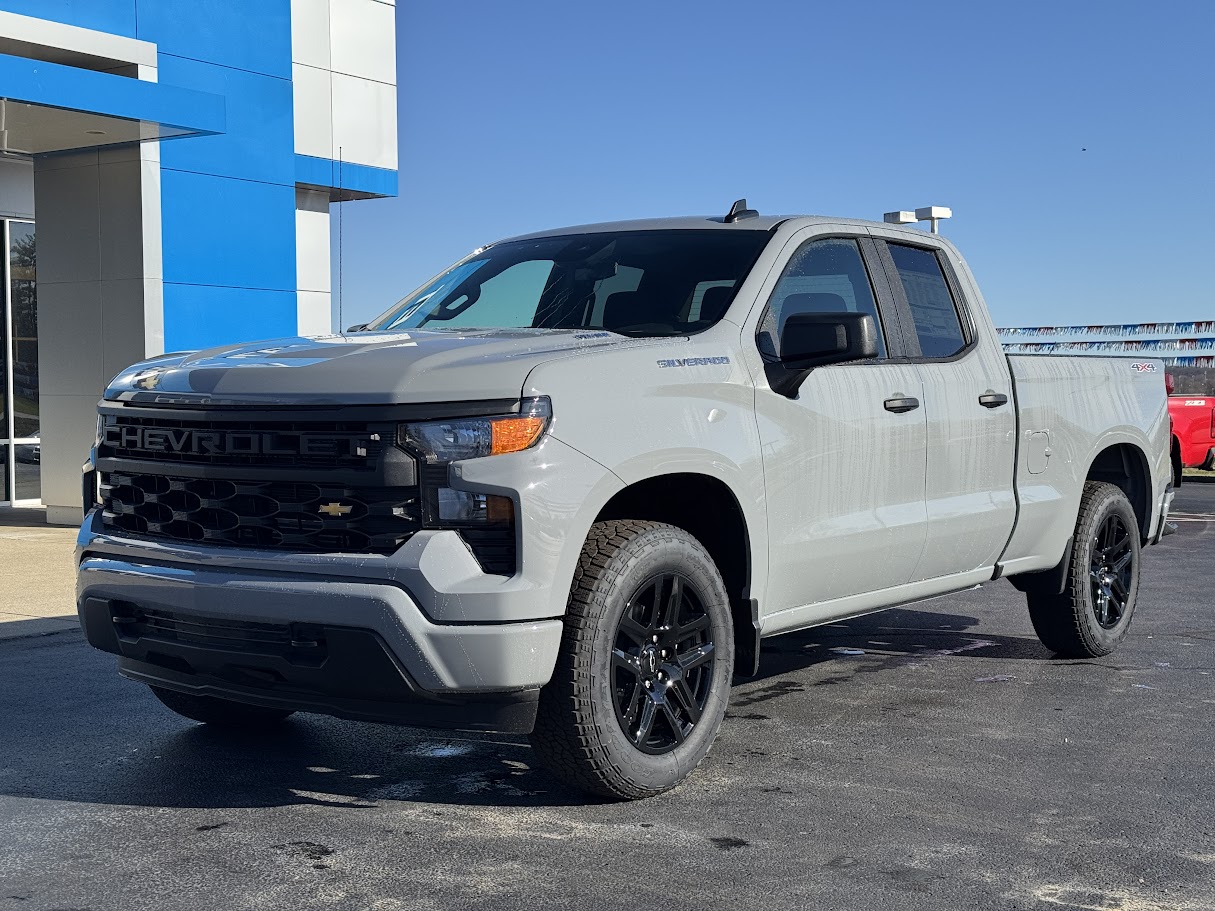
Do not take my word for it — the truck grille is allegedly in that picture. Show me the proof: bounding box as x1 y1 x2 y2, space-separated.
101 471 421 553
113 606 326 663
94 406 516 573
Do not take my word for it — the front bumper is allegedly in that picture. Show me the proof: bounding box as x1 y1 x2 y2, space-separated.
77 553 563 732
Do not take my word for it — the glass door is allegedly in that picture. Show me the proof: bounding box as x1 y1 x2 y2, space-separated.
2 219 38 506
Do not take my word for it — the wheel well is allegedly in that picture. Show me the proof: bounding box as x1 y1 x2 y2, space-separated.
1086 444 1151 540
595 473 755 668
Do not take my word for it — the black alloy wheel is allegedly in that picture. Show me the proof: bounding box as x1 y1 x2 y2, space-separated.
1090 513 1134 630
530 520 734 799
1025 480 1141 658
611 573 715 754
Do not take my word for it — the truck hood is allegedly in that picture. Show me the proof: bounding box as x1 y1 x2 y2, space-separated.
105 328 641 406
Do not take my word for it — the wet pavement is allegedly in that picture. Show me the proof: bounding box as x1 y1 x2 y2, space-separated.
1 483 1213 910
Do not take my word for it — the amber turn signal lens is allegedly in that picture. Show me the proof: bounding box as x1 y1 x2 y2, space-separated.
485 494 514 523
490 416 547 455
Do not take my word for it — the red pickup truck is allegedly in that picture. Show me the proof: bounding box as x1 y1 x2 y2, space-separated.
1169 382 1215 480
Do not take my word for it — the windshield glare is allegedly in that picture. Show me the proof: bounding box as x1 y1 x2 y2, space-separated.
365 230 770 337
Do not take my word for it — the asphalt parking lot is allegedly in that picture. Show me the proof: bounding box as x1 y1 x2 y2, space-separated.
2 485 1213 911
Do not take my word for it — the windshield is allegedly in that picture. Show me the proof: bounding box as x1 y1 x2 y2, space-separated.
365 230 770 337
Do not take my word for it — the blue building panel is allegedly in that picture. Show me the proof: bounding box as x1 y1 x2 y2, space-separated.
158 55 293 186
135 0 292 80
160 169 297 292
0 0 137 36
164 285 299 351
296 155 399 199
0 53 225 136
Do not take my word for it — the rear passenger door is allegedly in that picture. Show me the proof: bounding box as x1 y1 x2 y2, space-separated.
869 232 1017 581
749 231 928 618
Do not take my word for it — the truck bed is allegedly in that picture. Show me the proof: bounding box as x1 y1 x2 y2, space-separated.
1000 355 1171 575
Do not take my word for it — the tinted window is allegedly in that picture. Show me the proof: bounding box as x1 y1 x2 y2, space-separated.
758 238 886 359
888 243 967 358
367 230 769 338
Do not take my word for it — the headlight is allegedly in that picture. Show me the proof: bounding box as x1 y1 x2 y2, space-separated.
399 397 551 463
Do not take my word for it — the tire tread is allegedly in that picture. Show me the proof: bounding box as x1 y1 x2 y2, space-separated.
530 520 728 799
1027 481 1138 658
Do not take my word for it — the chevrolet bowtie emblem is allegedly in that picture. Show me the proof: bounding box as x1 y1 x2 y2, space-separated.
319 502 353 517
132 368 165 390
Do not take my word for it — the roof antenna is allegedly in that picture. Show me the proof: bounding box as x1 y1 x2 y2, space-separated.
724 198 759 223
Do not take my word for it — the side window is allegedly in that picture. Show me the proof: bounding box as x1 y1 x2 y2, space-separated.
757 238 886 359
887 243 968 358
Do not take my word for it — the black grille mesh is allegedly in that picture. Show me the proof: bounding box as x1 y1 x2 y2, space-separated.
114 606 325 663
101 471 421 553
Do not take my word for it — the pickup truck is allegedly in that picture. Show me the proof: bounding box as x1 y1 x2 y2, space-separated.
77 206 1174 799
1169 393 1215 474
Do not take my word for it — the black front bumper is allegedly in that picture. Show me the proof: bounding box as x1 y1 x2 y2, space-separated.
79 597 539 733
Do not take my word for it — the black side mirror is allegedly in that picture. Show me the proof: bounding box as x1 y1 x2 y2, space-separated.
346 323 367 333
768 311 878 397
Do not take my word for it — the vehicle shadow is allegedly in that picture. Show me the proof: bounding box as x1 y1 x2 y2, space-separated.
1 606 1048 813
740 605 1050 690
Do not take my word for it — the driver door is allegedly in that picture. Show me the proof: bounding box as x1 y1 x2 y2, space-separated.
748 232 928 623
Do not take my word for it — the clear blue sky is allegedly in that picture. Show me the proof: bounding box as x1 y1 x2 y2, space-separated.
332 0 1214 331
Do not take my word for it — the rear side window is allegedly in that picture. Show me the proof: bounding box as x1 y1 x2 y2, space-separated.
758 238 886 359
887 244 968 358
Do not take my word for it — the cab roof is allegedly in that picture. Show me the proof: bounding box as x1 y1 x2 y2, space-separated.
501 214 898 244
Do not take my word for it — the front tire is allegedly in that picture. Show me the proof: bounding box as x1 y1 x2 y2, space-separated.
530 521 734 800
149 686 295 729
1026 481 1141 658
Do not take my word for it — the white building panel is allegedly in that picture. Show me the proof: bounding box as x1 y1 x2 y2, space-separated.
296 189 332 334
329 0 396 86
291 62 333 160
291 0 331 69
295 188 331 293
331 72 397 170
297 290 333 336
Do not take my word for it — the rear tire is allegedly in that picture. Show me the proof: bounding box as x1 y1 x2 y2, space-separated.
530 520 734 800
1026 481 1141 658
149 686 295 729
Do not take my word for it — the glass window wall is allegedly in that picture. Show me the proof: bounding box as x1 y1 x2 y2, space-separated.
2 219 38 505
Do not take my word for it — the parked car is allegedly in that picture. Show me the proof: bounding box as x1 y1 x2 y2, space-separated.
0 434 39 464
77 206 1173 799
16 433 39 464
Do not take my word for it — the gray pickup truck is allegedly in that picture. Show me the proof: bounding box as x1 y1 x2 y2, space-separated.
77 205 1173 799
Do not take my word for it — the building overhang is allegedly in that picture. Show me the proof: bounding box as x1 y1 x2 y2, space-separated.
296 154 399 201
0 52 224 156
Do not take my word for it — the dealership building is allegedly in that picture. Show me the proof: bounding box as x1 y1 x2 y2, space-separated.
0 0 398 522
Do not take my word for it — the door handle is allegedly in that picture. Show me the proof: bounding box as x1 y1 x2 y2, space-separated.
979 391 1009 409
884 396 920 414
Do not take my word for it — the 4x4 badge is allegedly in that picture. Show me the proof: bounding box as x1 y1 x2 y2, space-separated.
319 502 353 517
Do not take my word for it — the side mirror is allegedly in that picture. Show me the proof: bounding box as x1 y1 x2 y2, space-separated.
346 323 367 333
769 311 878 397
779 312 877 369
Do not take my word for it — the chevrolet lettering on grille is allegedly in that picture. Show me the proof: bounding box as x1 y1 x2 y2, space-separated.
104 426 367 458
